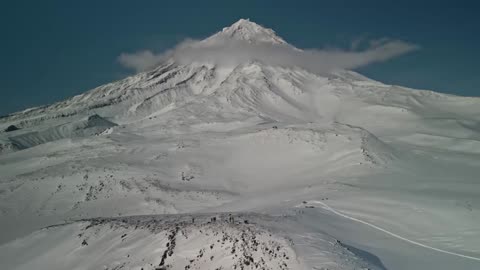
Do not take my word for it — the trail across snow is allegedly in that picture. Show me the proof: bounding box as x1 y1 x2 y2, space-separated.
313 200 480 262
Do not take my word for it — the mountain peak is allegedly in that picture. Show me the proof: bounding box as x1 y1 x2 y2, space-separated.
208 18 287 45
226 18 263 31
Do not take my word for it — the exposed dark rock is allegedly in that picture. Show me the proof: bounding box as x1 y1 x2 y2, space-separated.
4 125 19 132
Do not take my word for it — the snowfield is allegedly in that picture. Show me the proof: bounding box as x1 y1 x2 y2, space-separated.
0 19 479 269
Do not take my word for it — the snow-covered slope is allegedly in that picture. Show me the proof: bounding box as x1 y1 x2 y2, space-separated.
1 19 480 270
7 114 116 150
205 18 288 45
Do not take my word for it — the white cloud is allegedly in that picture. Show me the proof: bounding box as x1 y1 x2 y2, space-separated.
118 37 419 74
117 50 166 72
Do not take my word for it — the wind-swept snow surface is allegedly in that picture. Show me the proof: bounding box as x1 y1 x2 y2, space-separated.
1 19 480 270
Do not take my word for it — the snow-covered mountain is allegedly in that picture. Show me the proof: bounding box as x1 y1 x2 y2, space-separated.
1 19 480 270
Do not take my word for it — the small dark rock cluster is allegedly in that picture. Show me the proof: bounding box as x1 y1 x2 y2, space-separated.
4 125 19 132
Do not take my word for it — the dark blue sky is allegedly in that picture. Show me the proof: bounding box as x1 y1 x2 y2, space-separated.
1 0 479 115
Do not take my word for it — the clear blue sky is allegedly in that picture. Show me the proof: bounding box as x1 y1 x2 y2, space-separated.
1 0 479 115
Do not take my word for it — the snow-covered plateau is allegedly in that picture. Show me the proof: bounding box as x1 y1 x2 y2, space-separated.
0 19 479 270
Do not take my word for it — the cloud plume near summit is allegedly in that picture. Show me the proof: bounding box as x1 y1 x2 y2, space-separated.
118 36 419 73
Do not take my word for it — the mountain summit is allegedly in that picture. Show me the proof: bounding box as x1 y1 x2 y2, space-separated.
206 18 287 44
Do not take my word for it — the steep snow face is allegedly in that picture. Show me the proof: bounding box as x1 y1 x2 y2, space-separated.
1 19 480 270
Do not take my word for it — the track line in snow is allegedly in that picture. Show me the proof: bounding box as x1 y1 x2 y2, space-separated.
312 200 480 262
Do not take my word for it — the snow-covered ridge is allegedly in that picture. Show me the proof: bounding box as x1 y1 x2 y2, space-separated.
0 214 302 270
8 114 116 150
0 213 389 270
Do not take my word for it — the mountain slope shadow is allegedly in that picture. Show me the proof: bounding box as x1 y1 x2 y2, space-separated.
338 241 388 270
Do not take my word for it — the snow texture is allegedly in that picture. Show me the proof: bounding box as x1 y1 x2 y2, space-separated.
1 19 480 270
